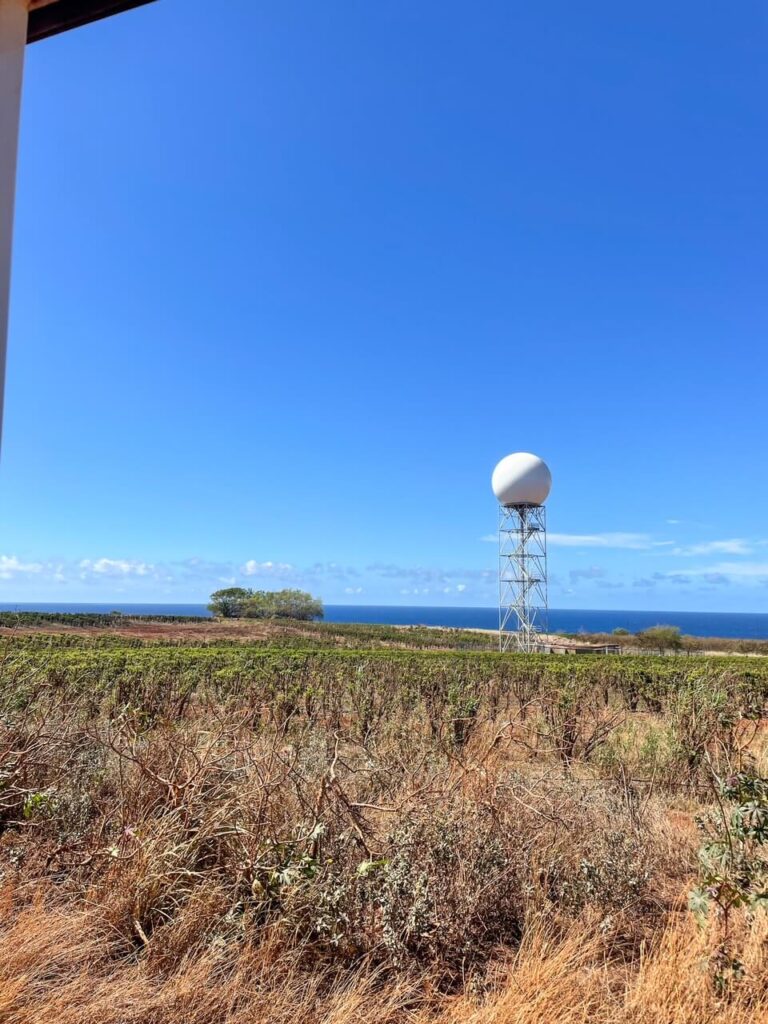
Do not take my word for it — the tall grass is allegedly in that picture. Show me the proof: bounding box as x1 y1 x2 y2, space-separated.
0 633 766 1021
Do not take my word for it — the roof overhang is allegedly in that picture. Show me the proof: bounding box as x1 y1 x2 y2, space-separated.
27 0 157 44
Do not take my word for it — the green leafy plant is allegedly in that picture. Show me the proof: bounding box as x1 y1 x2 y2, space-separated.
22 791 55 820
689 768 768 993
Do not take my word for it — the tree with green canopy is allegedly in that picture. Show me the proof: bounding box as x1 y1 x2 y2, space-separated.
207 587 253 618
637 624 683 654
208 587 323 621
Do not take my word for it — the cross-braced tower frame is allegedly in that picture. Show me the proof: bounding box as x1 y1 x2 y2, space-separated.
498 503 547 652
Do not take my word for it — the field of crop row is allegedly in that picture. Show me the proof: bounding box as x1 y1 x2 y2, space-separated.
4 639 767 729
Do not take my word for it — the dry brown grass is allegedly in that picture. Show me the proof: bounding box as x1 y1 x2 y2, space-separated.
1 899 768 1023
1 638 767 1022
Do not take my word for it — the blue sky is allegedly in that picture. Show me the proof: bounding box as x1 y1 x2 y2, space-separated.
2 0 767 610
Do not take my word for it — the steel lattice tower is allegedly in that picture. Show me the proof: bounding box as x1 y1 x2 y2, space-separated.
498 502 547 652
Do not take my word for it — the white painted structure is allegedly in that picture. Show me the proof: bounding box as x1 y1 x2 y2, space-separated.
492 452 551 653
491 451 552 507
0 0 27 453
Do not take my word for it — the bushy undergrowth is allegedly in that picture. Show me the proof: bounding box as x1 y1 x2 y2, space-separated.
0 634 766 1020
0 611 211 628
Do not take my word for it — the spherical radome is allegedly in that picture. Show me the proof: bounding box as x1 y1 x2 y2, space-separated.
491 452 552 506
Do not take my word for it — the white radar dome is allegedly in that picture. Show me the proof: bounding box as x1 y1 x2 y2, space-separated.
491 452 552 506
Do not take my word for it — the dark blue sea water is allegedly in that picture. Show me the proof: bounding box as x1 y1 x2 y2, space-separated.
324 606 768 640
0 602 767 639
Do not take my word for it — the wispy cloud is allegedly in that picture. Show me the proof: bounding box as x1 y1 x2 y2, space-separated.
367 563 493 585
488 529 758 559
79 558 155 578
670 539 753 556
648 562 768 586
303 562 360 581
683 562 768 580
482 531 661 549
0 553 491 594
0 555 44 579
174 558 237 581
240 559 296 578
396 583 469 597
548 532 668 550
568 566 605 583
5 545 766 600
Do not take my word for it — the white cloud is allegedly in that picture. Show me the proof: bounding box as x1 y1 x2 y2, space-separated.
456 583 467 592
652 562 768 584
344 586 363 595
548 532 666 550
0 555 44 579
369 563 492 585
79 558 154 577
494 528 758 559
686 562 768 579
240 560 295 577
486 530 671 550
671 539 752 556
304 561 359 581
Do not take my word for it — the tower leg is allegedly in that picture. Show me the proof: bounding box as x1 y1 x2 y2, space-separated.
498 503 547 653
0 0 28 456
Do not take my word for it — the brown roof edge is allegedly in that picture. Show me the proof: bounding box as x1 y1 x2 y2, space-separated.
27 0 157 43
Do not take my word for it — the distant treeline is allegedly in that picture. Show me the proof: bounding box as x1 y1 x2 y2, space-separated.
0 611 210 628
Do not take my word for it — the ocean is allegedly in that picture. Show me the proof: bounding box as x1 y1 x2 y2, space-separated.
0 602 767 639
